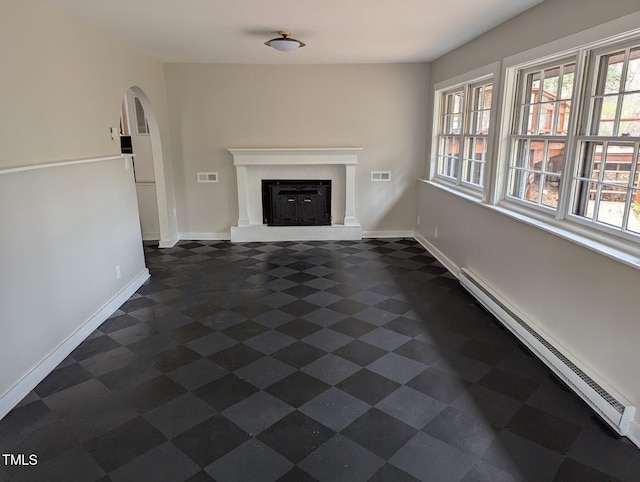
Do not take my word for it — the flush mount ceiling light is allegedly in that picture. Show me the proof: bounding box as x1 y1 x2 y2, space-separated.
264 31 306 52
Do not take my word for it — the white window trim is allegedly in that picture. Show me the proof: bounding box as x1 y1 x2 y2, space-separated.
430 62 500 201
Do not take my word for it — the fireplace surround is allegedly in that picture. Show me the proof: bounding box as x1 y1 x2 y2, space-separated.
228 148 362 242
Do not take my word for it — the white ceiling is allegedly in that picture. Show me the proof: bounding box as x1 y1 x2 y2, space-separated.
41 0 545 64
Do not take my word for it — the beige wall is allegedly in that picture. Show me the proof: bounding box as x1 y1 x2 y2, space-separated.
431 0 640 85
419 0 640 427
164 63 429 236
0 0 175 413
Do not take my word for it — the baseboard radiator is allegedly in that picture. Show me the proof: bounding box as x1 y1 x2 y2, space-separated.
459 267 636 436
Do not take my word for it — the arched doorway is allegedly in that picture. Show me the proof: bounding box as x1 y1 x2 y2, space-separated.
120 87 171 245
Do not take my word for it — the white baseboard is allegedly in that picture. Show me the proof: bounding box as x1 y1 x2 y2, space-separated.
180 232 231 241
414 232 460 277
230 224 362 242
159 232 179 248
362 230 415 238
0 269 150 421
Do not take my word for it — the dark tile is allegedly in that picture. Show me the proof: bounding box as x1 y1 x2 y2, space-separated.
257 411 334 463
98 358 161 390
553 457 620 482
279 300 320 316
205 438 293 481
172 415 249 467
334 340 387 366
143 393 216 439
374 298 412 315
208 343 264 371
109 441 200 481
265 371 330 408
481 430 564 481
383 316 428 337
124 375 187 413
406 367 470 404
456 339 511 366
84 417 166 472
277 319 322 339
336 369 400 405
221 320 270 342
168 322 213 343
278 466 318 482
369 463 421 482
70 335 122 362
299 387 369 432
222 391 293 435
450 384 522 428
390 432 477 481
271 341 327 369
99 314 140 334
120 296 157 313
506 404 582 454
151 345 202 372
329 317 377 337
194 374 259 411
423 406 498 456
327 299 368 316
393 339 442 365
298 434 384 481
342 408 417 459
478 367 539 402
34 363 94 398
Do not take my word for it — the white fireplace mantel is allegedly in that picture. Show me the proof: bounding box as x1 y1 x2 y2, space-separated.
228 148 362 242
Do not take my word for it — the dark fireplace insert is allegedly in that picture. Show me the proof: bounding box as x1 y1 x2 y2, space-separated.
262 180 331 226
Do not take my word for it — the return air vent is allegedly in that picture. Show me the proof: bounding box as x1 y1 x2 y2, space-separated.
197 172 218 183
459 267 636 436
371 171 391 181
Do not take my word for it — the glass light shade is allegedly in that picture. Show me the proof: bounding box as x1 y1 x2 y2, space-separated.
265 35 305 52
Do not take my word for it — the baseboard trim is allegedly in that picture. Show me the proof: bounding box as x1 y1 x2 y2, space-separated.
159 232 179 248
142 232 160 241
414 232 460 278
230 225 362 242
180 232 231 241
0 269 150 421
628 420 640 449
362 230 415 238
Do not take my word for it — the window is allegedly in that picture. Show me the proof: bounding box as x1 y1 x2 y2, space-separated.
500 36 640 247
435 79 493 190
506 59 576 210
570 44 640 237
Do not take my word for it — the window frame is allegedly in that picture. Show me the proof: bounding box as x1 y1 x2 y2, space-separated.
430 63 499 200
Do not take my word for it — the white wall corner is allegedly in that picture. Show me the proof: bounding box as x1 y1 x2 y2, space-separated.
0 269 150 422
414 232 461 278
159 232 180 248
628 420 640 449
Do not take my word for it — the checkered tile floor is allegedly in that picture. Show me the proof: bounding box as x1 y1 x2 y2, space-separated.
1 239 639 481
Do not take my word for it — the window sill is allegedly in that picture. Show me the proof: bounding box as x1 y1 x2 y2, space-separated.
419 178 640 271
420 178 484 203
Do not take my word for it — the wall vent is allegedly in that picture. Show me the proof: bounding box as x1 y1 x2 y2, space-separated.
371 171 391 181
197 172 218 183
459 267 636 436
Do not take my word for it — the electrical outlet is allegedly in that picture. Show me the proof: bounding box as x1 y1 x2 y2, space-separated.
115 265 121 279
417 216 421 226
434 227 438 239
